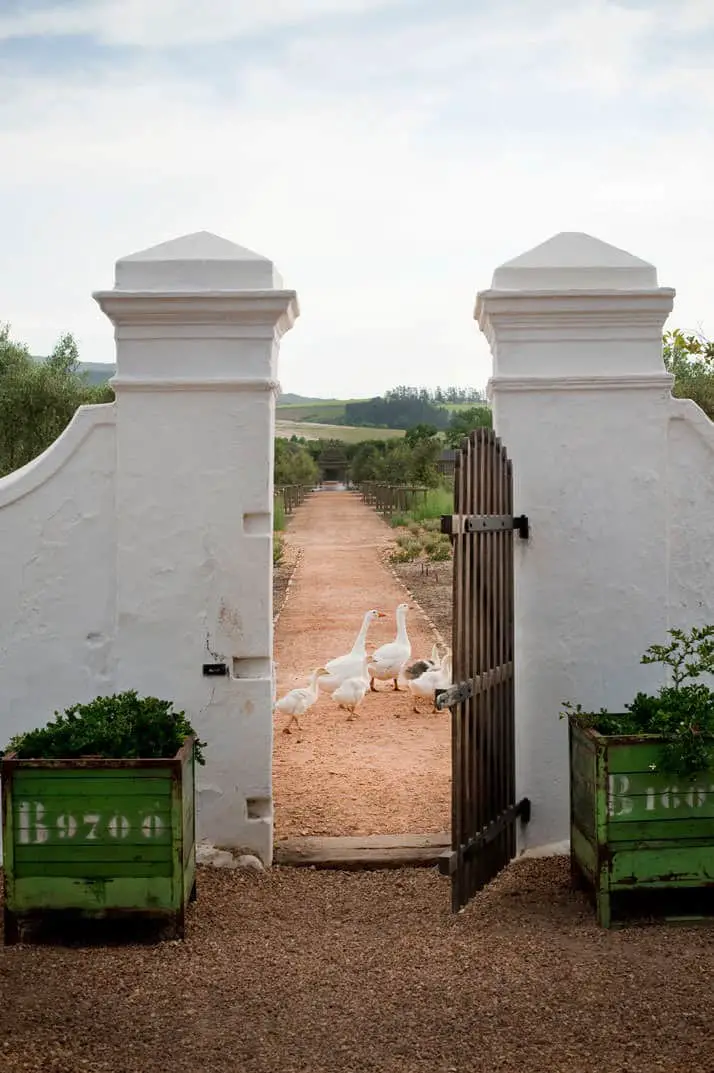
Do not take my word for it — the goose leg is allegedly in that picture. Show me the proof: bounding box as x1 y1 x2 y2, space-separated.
393 678 400 691
283 713 300 735
370 677 377 692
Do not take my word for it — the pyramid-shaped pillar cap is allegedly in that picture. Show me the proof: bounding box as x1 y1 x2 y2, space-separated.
491 232 659 291
114 231 284 291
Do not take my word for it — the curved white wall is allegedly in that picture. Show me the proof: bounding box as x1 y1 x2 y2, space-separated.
0 404 117 744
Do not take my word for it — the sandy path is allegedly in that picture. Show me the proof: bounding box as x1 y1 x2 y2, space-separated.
273 490 450 838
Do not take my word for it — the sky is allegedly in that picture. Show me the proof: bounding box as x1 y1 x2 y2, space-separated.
1 0 713 398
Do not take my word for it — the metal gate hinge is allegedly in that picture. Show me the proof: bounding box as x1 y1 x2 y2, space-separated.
441 514 529 539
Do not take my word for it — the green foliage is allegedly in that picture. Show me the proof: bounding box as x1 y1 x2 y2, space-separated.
663 329 714 420
273 497 286 531
444 405 493 447
273 437 319 487
349 435 443 488
562 626 714 778
344 389 450 431
404 423 439 446
409 486 453 522
390 511 410 528
390 538 422 563
425 536 452 562
3 691 206 765
0 324 113 478
273 533 284 567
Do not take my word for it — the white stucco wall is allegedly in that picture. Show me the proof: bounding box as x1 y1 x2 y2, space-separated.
479 232 714 853
667 400 714 629
0 405 117 740
0 231 298 865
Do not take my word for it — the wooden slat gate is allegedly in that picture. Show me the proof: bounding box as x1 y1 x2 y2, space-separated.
435 427 531 912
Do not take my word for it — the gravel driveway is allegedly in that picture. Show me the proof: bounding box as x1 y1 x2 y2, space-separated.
2 857 713 1073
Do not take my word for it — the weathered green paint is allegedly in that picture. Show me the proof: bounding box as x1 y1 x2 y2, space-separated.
2 738 196 943
569 719 714 928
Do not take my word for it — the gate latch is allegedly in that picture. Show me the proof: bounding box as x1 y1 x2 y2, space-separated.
441 514 529 539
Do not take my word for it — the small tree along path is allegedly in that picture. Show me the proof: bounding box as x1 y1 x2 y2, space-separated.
273 491 450 839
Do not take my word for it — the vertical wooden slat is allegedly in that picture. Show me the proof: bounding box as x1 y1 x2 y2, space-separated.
493 441 507 874
451 446 465 912
460 434 474 908
448 427 518 911
505 457 516 861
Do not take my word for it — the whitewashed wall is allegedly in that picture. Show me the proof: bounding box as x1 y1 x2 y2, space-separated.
479 232 714 853
0 406 117 736
0 231 298 865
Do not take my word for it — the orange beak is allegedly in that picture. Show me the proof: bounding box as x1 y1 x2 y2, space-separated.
377 611 387 618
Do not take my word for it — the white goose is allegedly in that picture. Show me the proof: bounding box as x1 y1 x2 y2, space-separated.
332 655 371 720
368 602 412 691
276 666 330 734
408 649 452 713
318 609 386 694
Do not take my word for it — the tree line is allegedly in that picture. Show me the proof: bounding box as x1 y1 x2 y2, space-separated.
3 321 714 485
0 324 113 478
342 386 489 431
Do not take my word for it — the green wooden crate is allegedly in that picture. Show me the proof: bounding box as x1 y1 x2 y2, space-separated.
569 718 714 928
1 737 196 944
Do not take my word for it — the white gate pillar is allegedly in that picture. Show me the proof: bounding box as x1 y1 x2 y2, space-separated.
94 231 298 863
476 232 674 852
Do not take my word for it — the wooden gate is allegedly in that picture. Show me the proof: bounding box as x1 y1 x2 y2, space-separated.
436 427 531 912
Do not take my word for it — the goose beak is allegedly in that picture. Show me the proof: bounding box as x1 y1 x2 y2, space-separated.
377 611 387 617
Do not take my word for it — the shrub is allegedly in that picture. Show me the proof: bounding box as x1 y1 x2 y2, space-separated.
420 518 442 533
273 533 285 567
390 538 422 563
426 539 452 562
390 512 410 528
3 691 206 765
562 625 714 778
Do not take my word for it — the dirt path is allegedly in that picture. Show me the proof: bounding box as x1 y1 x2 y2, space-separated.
273 490 450 839
3 860 713 1073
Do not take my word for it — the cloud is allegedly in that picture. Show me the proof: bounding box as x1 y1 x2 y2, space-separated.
0 0 411 46
0 0 713 397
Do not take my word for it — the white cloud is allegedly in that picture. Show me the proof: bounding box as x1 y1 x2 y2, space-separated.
0 0 713 397
0 0 411 46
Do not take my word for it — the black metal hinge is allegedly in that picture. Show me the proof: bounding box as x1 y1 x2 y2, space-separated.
434 662 514 711
437 798 532 875
441 514 529 539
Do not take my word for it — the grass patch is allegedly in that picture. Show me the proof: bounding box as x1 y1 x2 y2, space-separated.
273 497 286 531
409 487 453 522
273 534 284 566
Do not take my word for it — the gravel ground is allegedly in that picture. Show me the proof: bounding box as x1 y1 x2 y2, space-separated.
2 858 714 1073
273 491 450 839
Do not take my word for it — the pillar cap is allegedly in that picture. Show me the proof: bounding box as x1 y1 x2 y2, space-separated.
114 231 283 292
491 232 658 292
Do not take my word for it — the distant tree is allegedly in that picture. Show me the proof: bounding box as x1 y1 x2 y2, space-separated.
404 423 439 447
664 329 714 419
349 442 383 483
0 324 113 478
444 405 492 448
273 438 319 486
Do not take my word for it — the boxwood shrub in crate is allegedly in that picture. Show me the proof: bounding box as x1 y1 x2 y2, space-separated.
565 626 714 928
1 691 205 944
